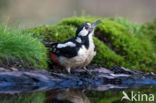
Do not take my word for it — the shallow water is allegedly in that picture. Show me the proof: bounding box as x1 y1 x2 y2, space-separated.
0 85 156 103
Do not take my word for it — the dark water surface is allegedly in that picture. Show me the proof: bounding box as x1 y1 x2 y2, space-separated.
0 85 156 103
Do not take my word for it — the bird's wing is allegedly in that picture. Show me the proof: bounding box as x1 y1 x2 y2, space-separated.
56 46 79 58
51 42 80 58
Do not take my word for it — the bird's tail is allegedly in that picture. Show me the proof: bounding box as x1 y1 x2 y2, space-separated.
41 41 56 47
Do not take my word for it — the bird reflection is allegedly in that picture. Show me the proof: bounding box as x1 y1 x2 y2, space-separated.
46 89 90 103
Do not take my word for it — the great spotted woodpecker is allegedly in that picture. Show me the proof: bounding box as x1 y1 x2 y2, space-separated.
48 20 101 73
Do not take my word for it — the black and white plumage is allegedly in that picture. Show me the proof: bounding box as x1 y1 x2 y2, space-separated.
49 20 101 73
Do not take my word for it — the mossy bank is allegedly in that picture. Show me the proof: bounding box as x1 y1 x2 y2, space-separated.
0 25 48 69
28 17 156 72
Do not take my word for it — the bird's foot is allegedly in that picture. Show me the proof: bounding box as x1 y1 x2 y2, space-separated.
66 68 71 74
83 67 92 75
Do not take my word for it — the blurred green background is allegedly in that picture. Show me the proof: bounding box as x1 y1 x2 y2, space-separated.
0 0 156 26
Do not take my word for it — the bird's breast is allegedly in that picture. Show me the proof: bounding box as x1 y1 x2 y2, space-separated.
77 44 96 66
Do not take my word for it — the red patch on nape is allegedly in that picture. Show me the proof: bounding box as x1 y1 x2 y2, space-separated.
50 53 59 63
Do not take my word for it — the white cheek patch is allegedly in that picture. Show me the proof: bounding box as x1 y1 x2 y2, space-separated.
78 27 88 36
76 37 82 43
57 42 76 48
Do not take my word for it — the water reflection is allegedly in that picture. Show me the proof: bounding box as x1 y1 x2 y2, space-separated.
46 89 90 103
0 86 156 103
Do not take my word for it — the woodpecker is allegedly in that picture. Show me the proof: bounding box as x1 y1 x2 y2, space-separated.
48 20 101 73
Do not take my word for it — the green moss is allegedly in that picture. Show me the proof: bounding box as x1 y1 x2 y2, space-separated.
93 37 125 67
29 25 76 42
94 19 155 71
142 20 156 50
108 17 142 34
29 17 156 71
0 25 48 69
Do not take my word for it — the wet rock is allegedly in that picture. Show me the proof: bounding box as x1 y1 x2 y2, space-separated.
0 66 155 94
110 66 144 75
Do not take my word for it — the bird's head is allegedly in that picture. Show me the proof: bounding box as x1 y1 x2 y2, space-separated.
76 20 101 37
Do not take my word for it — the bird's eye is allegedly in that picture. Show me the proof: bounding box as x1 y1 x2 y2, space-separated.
85 26 89 30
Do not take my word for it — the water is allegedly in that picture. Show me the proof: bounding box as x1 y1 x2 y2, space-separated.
0 85 155 103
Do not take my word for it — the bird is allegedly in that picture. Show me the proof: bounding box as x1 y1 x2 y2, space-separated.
47 20 101 73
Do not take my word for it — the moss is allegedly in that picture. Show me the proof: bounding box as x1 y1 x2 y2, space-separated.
29 17 156 71
94 19 155 71
29 25 76 42
0 25 48 69
93 37 125 67
142 20 156 50
107 17 142 34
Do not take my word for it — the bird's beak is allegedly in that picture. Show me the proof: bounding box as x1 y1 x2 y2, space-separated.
91 20 101 28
